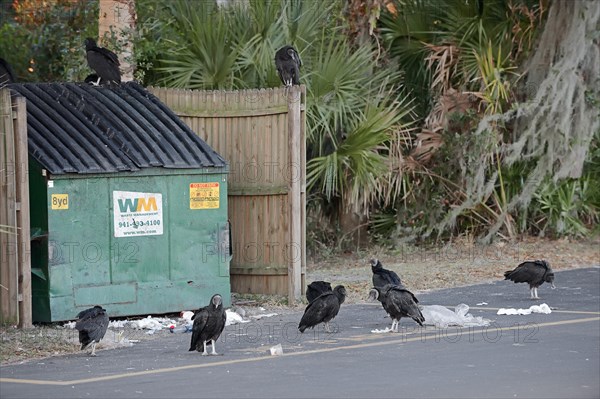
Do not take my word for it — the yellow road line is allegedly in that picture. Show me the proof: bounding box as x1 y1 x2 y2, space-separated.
364 302 600 315
466 306 600 315
1 316 598 386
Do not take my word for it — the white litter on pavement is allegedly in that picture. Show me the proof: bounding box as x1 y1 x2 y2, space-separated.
128 316 175 331
421 304 492 328
108 320 128 328
249 313 278 320
180 311 194 321
371 327 395 334
497 303 552 315
269 343 283 356
476 302 488 306
225 309 251 326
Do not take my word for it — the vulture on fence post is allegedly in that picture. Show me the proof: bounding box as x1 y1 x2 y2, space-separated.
275 45 301 87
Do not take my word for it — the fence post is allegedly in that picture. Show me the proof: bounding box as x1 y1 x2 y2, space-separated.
287 86 302 305
0 88 19 325
14 96 31 328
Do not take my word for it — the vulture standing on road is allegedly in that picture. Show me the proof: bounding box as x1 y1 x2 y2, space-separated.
368 284 424 331
84 38 121 85
275 45 301 87
189 294 227 356
370 258 401 289
0 57 15 85
504 260 556 299
306 280 332 303
299 285 346 333
75 306 109 356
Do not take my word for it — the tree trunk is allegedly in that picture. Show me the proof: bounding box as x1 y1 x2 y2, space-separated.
338 206 369 250
99 0 136 82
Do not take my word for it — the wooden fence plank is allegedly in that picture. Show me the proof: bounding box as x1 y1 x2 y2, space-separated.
150 86 305 297
287 86 302 304
14 96 31 328
0 88 19 324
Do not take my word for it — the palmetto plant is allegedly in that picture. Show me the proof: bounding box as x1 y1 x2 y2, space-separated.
142 0 414 238
531 177 596 237
307 90 413 212
377 0 550 241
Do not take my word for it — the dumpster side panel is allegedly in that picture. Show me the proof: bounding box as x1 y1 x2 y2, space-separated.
29 159 50 322
40 170 230 321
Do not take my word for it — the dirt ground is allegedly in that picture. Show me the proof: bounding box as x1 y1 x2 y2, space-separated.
1 236 598 366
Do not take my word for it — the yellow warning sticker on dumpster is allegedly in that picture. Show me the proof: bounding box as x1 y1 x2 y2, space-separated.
51 194 69 210
190 183 220 209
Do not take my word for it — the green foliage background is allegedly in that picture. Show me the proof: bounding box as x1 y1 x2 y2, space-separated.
1 0 597 249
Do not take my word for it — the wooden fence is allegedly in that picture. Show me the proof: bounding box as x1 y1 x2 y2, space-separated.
150 86 306 303
0 88 32 327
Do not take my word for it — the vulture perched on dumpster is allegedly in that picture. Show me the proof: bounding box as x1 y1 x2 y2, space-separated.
299 285 346 333
370 258 402 289
0 57 15 85
75 306 109 356
306 280 332 303
275 45 301 86
84 38 121 85
369 284 424 331
189 294 227 355
504 260 556 299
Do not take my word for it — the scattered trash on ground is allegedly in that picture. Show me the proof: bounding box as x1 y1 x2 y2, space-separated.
497 303 552 315
421 304 492 328
269 343 283 356
225 309 250 326
371 327 395 334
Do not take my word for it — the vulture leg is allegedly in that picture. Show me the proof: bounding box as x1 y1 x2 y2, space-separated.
324 322 331 333
202 341 209 356
530 287 535 299
210 339 218 356
90 342 97 356
93 76 101 86
534 287 539 299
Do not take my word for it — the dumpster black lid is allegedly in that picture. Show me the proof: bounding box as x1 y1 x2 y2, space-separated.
8 82 226 174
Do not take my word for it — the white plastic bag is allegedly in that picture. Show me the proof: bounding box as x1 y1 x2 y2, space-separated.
421 304 491 327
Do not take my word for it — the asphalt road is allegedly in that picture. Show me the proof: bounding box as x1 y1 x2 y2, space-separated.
1 267 599 399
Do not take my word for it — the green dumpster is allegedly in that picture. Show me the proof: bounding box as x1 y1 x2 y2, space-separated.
11 82 231 322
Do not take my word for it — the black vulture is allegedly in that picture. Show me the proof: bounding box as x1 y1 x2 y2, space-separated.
84 38 121 85
504 260 556 299
299 285 346 333
370 258 401 289
189 294 227 356
84 73 104 85
275 45 301 87
75 306 109 356
368 284 424 331
306 280 332 303
0 57 15 86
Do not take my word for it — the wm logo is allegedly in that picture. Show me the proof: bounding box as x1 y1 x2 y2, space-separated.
117 197 158 212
